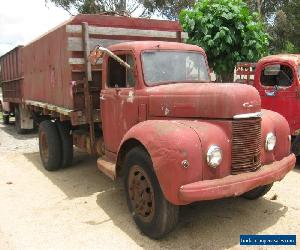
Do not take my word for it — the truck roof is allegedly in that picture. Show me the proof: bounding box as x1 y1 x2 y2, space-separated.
108 41 205 54
259 54 300 65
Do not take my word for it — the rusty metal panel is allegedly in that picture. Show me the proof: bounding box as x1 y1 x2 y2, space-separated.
232 118 262 174
0 46 24 102
22 23 73 109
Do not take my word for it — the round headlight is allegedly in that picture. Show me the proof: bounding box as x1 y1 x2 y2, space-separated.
207 145 222 168
265 132 276 151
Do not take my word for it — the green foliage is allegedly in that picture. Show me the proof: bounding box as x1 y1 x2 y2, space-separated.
245 0 299 54
180 0 270 82
46 0 194 19
47 0 137 15
283 0 300 51
246 0 288 20
142 0 195 20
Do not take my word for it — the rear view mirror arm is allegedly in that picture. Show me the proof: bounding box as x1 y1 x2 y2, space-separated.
89 45 131 70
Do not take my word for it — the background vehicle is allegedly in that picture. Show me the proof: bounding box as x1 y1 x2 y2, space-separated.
236 55 300 156
0 15 295 238
0 46 25 129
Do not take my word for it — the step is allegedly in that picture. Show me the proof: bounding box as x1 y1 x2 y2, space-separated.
97 156 116 180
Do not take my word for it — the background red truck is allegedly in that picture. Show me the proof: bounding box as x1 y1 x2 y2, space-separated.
0 14 296 238
236 55 300 156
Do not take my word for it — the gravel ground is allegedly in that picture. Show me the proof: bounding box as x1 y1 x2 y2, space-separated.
0 121 299 250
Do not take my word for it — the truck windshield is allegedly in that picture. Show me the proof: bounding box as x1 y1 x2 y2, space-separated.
142 51 210 85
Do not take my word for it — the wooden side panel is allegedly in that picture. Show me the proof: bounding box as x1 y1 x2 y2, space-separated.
0 46 23 102
22 25 73 109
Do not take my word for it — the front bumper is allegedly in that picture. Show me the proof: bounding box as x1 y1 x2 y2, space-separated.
179 154 296 203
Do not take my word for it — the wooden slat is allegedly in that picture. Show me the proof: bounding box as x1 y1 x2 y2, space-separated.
181 32 188 39
82 22 92 81
25 100 73 116
68 37 129 51
67 24 188 39
69 58 102 65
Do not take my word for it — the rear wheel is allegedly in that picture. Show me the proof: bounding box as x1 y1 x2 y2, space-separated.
56 121 73 167
242 183 273 200
292 135 300 156
39 120 62 171
124 147 179 239
2 112 9 125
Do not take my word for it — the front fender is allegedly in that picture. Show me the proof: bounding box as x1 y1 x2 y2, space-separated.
261 109 291 164
178 120 232 180
120 120 203 205
119 120 231 205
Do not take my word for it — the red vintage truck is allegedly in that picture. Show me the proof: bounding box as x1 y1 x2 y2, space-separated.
236 55 300 156
0 15 296 238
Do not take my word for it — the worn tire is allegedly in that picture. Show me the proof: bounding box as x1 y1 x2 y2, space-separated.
39 120 62 171
2 113 9 125
242 183 273 200
124 147 179 239
15 107 26 134
56 121 73 167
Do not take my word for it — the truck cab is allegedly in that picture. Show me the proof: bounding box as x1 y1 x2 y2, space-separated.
91 42 295 238
237 55 300 155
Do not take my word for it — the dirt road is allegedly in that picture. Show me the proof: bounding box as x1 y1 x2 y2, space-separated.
0 122 299 249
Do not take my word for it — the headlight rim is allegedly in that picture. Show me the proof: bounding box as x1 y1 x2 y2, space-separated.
207 145 223 168
265 132 276 151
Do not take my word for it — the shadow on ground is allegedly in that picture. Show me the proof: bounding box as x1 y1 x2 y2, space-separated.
0 122 37 139
24 151 115 199
24 152 288 249
96 186 287 249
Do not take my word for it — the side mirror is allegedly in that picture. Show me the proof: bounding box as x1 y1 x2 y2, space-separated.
89 45 131 70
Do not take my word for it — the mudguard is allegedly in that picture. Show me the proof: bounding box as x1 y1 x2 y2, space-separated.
119 120 231 205
261 109 291 164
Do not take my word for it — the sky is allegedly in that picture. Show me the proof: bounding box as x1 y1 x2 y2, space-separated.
0 0 71 56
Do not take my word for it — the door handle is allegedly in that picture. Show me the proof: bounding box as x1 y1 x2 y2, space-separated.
100 95 106 101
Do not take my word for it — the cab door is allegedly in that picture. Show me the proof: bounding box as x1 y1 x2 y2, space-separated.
256 62 298 133
100 52 138 153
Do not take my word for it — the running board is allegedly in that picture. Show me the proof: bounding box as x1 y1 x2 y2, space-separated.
97 156 116 180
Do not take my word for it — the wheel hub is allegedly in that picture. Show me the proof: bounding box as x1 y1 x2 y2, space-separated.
40 131 49 163
128 165 155 222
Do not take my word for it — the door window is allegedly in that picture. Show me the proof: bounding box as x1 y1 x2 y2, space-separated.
107 54 135 88
260 64 293 87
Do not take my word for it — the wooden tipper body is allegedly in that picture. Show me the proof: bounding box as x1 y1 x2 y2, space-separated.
14 14 186 125
0 46 23 104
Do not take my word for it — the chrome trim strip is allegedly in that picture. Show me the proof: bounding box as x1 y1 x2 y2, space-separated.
233 112 262 119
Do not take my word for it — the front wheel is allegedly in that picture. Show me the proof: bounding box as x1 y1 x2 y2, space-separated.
124 147 179 239
242 183 273 200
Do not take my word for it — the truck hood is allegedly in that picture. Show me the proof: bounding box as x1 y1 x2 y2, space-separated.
147 83 261 119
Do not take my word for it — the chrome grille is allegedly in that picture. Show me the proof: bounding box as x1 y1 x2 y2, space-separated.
232 118 262 174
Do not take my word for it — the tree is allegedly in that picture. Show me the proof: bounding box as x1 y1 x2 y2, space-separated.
46 0 139 15
246 0 288 20
284 0 300 51
267 10 293 53
245 0 299 53
179 0 269 82
46 0 195 19
142 0 195 20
